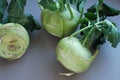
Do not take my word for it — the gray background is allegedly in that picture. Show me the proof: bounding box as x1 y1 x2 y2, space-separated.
0 0 120 80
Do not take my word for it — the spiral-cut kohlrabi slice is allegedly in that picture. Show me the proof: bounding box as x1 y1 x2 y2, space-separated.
0 23 29 60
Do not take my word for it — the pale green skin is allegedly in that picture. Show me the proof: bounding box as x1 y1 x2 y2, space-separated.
0 23 29 60
41 7 80 38
56 37 98 73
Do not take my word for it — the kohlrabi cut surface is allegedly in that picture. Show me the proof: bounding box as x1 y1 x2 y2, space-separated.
0 23 29 60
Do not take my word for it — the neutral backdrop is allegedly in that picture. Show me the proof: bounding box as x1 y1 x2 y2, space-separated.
0 0 120 80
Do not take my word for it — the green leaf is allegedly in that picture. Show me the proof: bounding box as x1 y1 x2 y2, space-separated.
7 0 27 24
104 20 120 47
8 0 26 19
92 33 106 49
84 12 97 20
23 14 41 31
97 20 120 47
79 18 89 24
102 3 120 16
69 0 87 12
0 0 8 22
38 0 58 11
87 3 120 17
7 0 40 31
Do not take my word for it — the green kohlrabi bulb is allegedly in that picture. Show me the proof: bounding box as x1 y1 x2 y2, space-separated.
41 6 80 38
0 23 29 60
56 37 98 73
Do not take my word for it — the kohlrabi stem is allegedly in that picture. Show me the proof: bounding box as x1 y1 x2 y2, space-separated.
82 21 104 46
70 25 92 37
86 37 94 48
89 49 99 62
95 21 104 25
66 0 74 20
58 0 65 12
71 21 104 37
96 7 100 22
38 3 44 10
82 27 95 46
77 8 84 25
82 20 104 46
80 8 84 20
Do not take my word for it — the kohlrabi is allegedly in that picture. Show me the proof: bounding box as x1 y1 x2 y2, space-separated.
56 37 98 73
38 0 86 38
56 0 120 75
0 23 29 60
